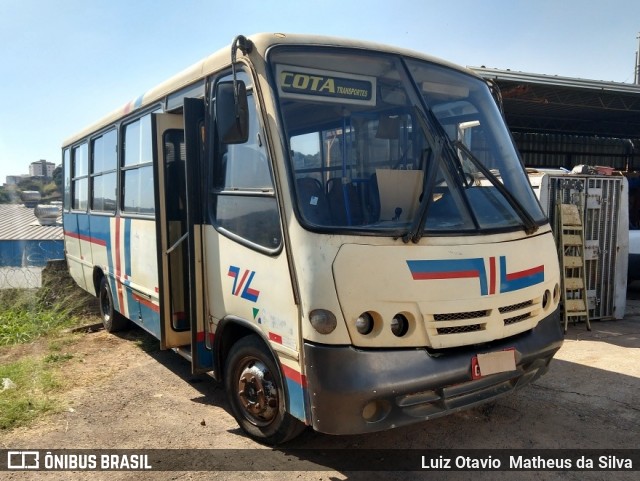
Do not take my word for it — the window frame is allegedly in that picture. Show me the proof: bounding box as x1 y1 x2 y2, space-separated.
90 128 118 214
121 112 157 217
208 69 283 255
71 142 89 212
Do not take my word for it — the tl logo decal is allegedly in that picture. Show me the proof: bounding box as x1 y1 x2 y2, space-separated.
228 266 260 302
406 257 544 296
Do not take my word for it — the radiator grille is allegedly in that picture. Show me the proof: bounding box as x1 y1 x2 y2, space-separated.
436 324 483 335
434 310 487 322
504 313 531 325
499 300 533 314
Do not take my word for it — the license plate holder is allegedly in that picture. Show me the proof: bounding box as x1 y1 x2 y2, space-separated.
471 348 516 380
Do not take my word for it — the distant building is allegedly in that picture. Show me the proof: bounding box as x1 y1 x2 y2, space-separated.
29 160 56 179
5 175 30 185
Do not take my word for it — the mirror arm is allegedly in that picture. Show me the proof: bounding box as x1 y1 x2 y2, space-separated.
231 35 254 119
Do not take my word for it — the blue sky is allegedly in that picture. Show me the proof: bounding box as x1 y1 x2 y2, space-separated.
1 0 639 183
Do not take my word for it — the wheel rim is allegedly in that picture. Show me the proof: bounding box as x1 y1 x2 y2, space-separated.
235 357 279 427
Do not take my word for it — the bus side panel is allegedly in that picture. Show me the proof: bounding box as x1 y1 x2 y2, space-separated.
77 213 94 292
88 215 112 281
63 212 90 292
203 227 308 423
118 217 161 339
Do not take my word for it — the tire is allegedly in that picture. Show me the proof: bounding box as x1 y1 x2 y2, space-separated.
99 276 129 333
224 335 306 445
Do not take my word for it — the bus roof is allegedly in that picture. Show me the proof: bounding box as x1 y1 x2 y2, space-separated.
62 32 471 148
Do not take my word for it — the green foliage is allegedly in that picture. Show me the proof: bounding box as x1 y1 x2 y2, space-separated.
0 358 61 430
44 352 74 363
0 289 78 346
0 274 95 347
0 273 95 430
52 165 63 192
0 187 12 204
17 177 43 193
0 175 63 204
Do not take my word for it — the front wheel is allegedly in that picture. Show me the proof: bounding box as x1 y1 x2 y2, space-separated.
99 276 129 332
224 335 305 445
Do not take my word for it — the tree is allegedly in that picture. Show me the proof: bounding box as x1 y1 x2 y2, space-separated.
0 187 11 204
52 165 63 192
17 177 43 193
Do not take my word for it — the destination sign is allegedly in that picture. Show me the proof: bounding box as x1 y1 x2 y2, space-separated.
276 64 376 106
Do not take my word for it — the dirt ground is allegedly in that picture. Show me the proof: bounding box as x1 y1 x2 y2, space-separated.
1 291 639 481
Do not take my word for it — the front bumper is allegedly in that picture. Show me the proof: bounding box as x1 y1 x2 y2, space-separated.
303 308 563 435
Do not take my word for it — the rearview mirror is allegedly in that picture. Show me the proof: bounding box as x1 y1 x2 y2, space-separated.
215 80 249 144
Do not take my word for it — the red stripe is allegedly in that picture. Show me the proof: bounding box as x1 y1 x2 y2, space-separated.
412 270 479 280
132 293 159 312
234 270 249 296
506 265 544 281
65 232 107 247
489 257 496 295
114 216 125 310
195 331 215 344
268 332 283 344
282 364 307 388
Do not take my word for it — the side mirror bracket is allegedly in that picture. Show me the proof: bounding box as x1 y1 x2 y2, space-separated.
215 35 253 144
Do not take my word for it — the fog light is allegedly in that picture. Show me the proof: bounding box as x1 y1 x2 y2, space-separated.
391 314 409 337
362 400 391 423
355 312 374 335
542 289 551 310
309 309 337 334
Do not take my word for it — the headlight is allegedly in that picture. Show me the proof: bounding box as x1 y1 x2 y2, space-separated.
309 309 337 334
355 312 374 335
391 313 409 337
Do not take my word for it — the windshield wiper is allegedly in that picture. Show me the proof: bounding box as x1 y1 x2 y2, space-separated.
453 140 539 235
402 106 445 243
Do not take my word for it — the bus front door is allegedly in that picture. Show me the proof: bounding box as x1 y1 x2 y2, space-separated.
152 113 192 350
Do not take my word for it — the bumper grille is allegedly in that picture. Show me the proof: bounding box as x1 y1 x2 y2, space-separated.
428 298 540 342
434 310 487 321
436 324 483 335
499 300 533 314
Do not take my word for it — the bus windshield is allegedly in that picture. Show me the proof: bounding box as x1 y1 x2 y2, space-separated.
270 48 546 235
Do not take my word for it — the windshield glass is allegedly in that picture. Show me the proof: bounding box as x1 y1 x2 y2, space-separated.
270 48 546 235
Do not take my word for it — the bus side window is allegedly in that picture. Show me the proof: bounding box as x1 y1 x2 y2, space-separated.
72 143 88 211
211 93 281 251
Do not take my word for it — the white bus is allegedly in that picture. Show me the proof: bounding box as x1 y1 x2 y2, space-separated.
62 33 564 444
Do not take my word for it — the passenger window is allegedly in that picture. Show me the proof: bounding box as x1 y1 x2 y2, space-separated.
122 115 155 215
72 143 88 210
91 129 117 213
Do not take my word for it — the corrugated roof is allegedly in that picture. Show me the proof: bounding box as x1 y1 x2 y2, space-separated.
470 67 640 140
0 204 63 241
471 67 640 94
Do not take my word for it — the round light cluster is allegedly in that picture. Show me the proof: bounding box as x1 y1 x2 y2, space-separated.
355 311 411 337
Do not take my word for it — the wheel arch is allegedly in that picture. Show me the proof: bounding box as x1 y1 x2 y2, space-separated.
213 316 282 384
92 266 105 296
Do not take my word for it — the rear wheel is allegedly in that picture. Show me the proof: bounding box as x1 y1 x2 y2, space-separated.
99 276 129 332
224 335 305 445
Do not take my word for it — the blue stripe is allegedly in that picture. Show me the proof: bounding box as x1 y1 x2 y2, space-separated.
133 94 145 109
124 218 132 279
499 257 545 293
285 378 308 423
407 258 488 295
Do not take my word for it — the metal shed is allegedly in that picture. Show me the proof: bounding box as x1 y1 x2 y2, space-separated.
0 204 64 267
471 67 640 170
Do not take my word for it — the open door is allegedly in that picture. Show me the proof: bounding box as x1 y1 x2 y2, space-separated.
153 113 191 349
